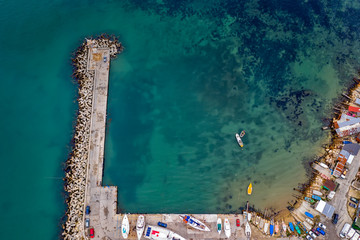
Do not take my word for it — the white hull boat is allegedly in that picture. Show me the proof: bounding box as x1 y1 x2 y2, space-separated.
137 215 145 240
245 222 251 237
217 218 222 235
224 218 231 238
122 214 130 239
247 213 252 222
264 222 269 235
235 133 244 147
179 215 210 231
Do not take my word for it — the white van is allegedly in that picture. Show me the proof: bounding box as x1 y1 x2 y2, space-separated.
340 223 351 238
347 228 356 238
350 231 359 240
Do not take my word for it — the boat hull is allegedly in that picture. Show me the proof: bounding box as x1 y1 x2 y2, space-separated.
235 133 244 147
217 218 221 234
247 183 252 195
179 215 210 232
122 214 130 239
224 218 231 238
245 222 251 237
137 215 145 240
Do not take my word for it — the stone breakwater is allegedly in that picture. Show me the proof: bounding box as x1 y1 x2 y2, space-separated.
62 35 123 240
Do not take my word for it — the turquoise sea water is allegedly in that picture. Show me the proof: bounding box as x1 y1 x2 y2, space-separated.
1 0 360 238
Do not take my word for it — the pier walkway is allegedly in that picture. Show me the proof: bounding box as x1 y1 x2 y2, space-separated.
82 45 268 240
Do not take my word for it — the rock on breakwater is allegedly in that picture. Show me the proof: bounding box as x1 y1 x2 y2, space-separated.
62 35 123 240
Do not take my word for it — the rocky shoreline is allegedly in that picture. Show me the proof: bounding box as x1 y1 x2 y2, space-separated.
62 35 123 240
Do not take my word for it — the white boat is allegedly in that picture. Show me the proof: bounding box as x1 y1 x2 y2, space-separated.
243 212 248 222
137 215 145 240
224 218 231 238
144 225 186 240
245 222 251 237
240 130 246 137
255 216 260 225
264 221 269 234
282 220 287 233
247 213 252 222
235 133 244 147
122 214 130 239
179 215 210 231
217 218 222 234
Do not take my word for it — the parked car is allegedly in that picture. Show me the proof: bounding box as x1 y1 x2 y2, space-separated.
349 202 357 208
86 206 91 215
158 222 167 228
312 228 320 236
306 235 313 240
340 223 351 238
236 219 240 227
309 231 317 238
350 197 359 204
89 228 95 238
332 213 339 224
85 218 90 228
318 222 326 230
316 227 325 235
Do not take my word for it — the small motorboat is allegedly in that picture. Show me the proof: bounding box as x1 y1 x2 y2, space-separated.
240 130 246 137
247 212 252 222
136 215 145 240
122 214 130 239
270 219 274 236
217 218 222 235
255 216 260 225
288 222 294 232
295 223 301 235
243 211 248 222
264 221 269 234
305 212 314 219
224 218 231 238
282 220 287 233
259 218 265 230
245 222 251 237
275 221 279 234
179 215 210 231
247 183 252 195
235 133 244 147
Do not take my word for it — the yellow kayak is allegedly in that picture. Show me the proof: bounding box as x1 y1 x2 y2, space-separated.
247 183 252 195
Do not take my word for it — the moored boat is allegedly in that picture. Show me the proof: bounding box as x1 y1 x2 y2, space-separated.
247 183 252 195
235 133 244 147
240 130 246 137
259 218 265 230
247 212 252 222
275 221 279 234
122 214 130 239
179 215 210 231
224 218 231 238
305 212 314 219
264 221 269 234
295 223 301 235
245 222 251 237
217 218 222 235
282 220 287 233
144 225 186 240
137 215 145 240
288 222 294 232
270 219 274 236
255 216 260 225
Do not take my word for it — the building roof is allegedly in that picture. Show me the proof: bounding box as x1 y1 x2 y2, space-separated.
333 151 349 177
323 180 336 191
315 200 335 218
338 118 360 128
355 98 360 106
343 143 360 156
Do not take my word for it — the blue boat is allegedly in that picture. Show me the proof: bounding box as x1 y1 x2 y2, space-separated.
289 222 294 232
305 212 314 219
270 220 274 236
343 141 352 144
311 195 321 201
